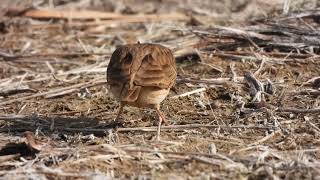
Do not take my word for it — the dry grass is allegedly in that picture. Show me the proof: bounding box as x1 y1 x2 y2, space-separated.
0 0 319 179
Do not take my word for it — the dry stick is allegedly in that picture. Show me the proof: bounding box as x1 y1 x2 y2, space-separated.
305 119 320 134
117 124 274 132
45 89 78 99
191 156 225 167
302 76 320 87
24 9 187 21
71 154 128 164
170 87 206 99
247 130 281 147
177 77 244 85
22 62 107 84
229 145 267 155
0 78 106 106
198 62 223 73
122 148 236 163
0 154 20 164
273 148 320 154
0 169 97 178
293 89 320 96
190 25 272 41
79 144 236 163
254 58 266 76
0 84 36 97
210 50 317 59
202 51 319 64
189 136 244 146
278 108 320 113
280 9 320 20
0 52 110 60
204 52 262 62
31 17 186 29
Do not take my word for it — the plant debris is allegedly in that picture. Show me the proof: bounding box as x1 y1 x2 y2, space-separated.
0 0 319 179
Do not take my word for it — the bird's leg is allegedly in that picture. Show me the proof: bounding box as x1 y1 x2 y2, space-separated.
155 105 166 141
115 103 124 122
113 103 125 144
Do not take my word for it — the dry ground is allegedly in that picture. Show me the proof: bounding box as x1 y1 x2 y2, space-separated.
0 0 320 179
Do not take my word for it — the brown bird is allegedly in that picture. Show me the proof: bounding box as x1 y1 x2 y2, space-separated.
107 43 177 140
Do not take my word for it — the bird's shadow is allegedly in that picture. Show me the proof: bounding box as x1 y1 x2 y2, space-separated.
0 115 123 137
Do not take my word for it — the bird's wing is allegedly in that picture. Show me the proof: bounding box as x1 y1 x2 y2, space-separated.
132 46 177 89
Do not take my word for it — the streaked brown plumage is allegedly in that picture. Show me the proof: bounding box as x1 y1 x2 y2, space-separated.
107 43 177 140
